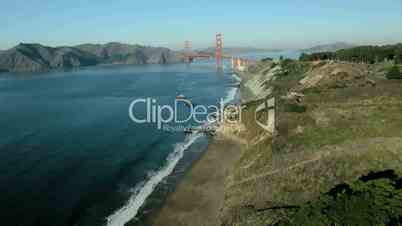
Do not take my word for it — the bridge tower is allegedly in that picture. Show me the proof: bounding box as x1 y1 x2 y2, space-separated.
184 40 192 63
215 33 223 68
184 40 191 54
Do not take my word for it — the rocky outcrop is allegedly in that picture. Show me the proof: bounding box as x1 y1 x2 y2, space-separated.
296 61 372 91
0 42 183 72
243 65 281 100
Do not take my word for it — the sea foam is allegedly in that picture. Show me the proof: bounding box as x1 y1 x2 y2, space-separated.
222 73 241 106
105 132 203 226
232 73 242 82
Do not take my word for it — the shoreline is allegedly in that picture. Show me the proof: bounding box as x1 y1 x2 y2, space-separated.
145 133 245 226
141 73 248 226
106 133 205 226
104 65 241 226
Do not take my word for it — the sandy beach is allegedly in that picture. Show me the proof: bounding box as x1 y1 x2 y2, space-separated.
146 132 244 226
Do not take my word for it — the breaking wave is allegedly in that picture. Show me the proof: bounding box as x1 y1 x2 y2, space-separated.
105 132 203 226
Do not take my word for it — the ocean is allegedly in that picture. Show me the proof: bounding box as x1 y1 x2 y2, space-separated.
0 62 238 226
0 50 299 226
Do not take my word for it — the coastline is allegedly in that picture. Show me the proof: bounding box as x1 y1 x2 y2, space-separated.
107 76 233 226
234 69 255 103
146 136 244 226
140 73 248 226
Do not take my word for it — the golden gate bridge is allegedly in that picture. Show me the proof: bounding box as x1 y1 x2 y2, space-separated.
183 33 255 71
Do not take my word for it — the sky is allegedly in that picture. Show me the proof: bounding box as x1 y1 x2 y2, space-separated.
1 0 402 50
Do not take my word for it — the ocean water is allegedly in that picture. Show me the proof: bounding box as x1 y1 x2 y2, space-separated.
0 62 238 226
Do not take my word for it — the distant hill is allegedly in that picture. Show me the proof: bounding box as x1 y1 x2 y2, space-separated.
0 43 99 72
198 47 283 55
0 42 183 73
75 42 182 65
301 42 355 53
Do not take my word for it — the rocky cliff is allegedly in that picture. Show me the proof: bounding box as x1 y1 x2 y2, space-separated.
0 42 183 72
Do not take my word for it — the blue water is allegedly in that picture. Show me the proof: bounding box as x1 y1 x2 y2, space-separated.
0 62 236 226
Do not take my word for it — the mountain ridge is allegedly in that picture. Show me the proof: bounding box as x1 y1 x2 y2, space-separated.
0 42 183 73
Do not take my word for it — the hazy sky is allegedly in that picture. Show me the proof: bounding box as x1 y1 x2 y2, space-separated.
1 0 402 50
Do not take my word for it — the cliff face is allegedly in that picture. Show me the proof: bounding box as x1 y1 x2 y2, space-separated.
0 42 183 72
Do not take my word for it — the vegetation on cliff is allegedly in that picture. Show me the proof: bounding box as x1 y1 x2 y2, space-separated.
386 65 402 80
223 59 402 226
276 170 402 226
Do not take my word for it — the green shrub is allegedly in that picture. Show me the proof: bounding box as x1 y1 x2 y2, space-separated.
275 170 402 226
281 59 294 65
270 62 278 69
386 65 402 79
284 103 307 113
262 57 273 62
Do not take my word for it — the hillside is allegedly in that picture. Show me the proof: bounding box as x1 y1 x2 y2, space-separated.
0 42 183 73
75 42 182 65
0 43 99 72
301 42 355 53
222 59 402 225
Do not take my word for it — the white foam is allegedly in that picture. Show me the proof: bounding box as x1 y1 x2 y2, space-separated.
222 74 241 106
212 74 241 124
232 73 242 82
105 132 203 226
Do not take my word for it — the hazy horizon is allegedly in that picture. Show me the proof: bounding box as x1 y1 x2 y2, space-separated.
1 0 402 50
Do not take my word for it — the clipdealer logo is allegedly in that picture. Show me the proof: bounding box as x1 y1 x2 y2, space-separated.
128 98 241 130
